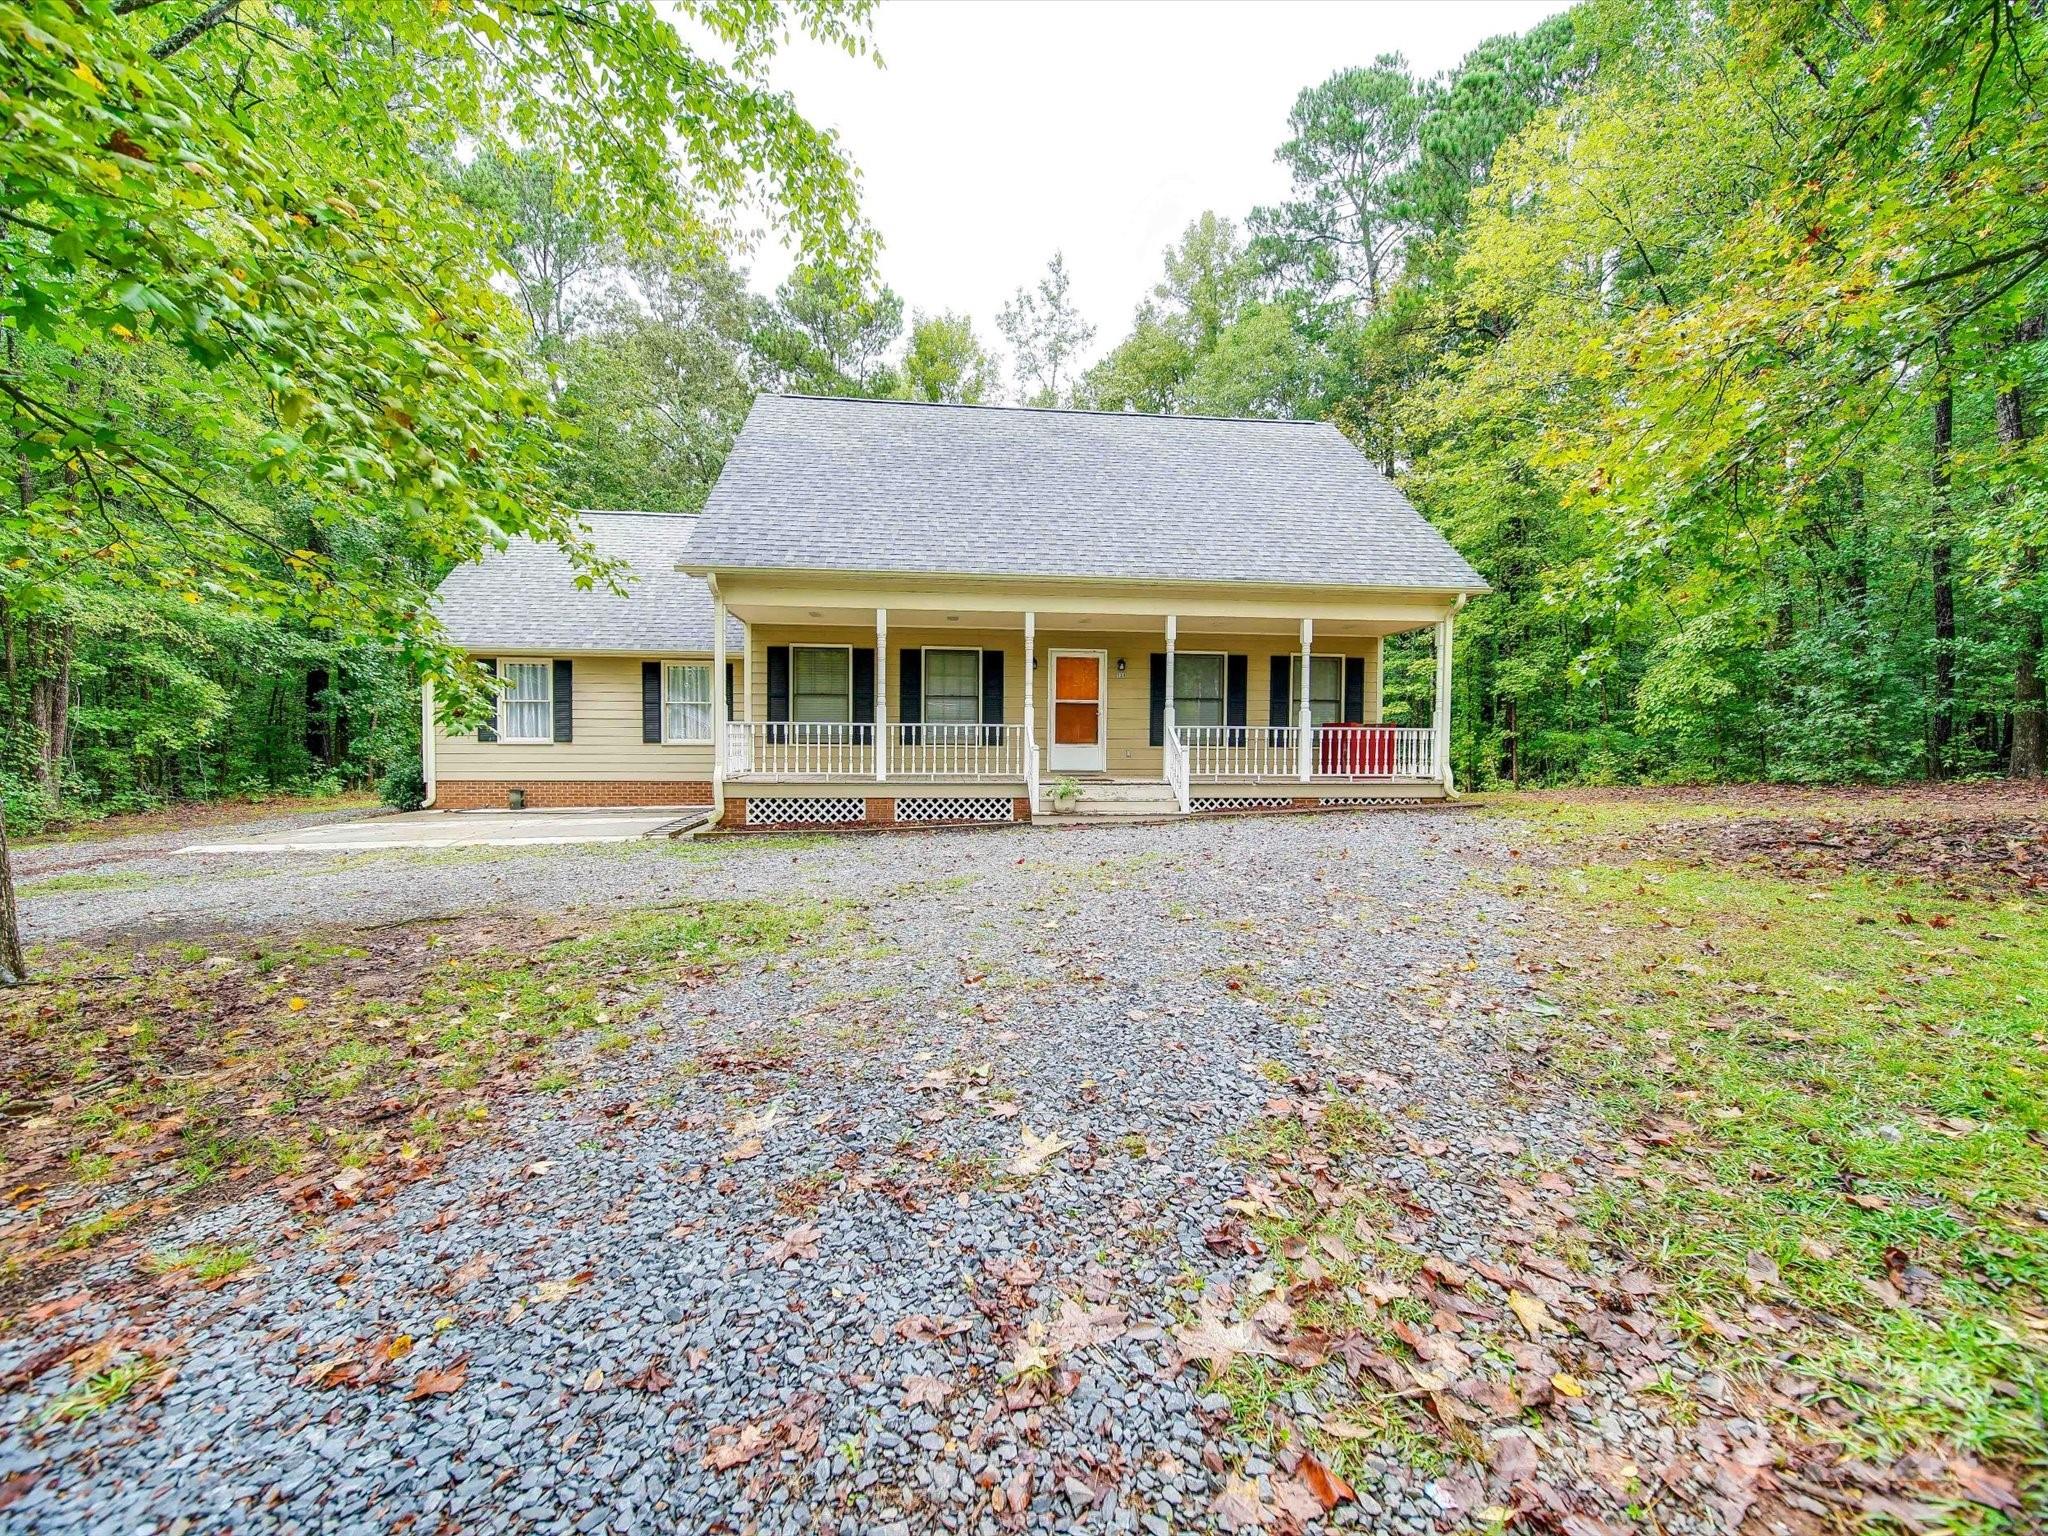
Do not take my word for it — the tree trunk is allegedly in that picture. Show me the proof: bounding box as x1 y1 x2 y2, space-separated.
0 800 23 984
2006 315 2045 779
1930 355 1957 778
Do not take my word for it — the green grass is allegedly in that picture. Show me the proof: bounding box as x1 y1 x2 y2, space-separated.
17 870 159 895
5 896 837 1280
35 1353 167 1427
1521 813 2048 1481
146 1242 253 1284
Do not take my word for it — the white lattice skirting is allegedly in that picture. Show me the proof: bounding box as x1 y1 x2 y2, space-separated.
1195 796 1298 812
1318 797 1409 808
894 796 1014 824
744 796 866 827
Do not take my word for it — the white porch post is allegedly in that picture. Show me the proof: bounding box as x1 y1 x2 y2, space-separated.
1022 610 1038 809
1297 617 1314 781
420 676 437 808
1434 614 1455 791
743 620 754 723
875 607 889 782
1162 614 1177 781
711 580 728 814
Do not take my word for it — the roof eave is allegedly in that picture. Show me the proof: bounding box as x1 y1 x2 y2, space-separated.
677 557 1488 598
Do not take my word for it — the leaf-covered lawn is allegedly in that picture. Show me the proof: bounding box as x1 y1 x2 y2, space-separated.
1496 788 2048 1516
0 899 832 1307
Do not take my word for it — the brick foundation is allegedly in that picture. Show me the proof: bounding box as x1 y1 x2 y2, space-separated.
434 779 712 811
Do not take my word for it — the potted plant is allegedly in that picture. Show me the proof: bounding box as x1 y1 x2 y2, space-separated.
1050 777 1080 812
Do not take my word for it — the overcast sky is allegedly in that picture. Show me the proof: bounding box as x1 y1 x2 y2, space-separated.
747 0 1571 379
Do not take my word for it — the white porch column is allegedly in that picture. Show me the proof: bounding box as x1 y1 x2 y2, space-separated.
420 676 437 808
1434 614 1455 790
711 580 728 811
1297 617 1314 781
875 607 889 782
743 620 754 723
1162 614 1177 780
1022 610 1037 804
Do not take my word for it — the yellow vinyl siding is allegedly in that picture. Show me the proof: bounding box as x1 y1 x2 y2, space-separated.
435 654 714 781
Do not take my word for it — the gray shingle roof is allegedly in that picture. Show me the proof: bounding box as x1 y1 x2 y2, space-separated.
688 395 1487 592
432 511 739 654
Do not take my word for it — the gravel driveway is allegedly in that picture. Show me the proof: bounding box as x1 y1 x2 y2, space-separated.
1 812 1767 1535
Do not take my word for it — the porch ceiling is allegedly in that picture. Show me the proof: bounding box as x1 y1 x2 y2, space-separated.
722 603 1429 638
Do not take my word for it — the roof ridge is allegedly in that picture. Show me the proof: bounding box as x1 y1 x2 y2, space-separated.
766 393 1331 428
572 508 701 518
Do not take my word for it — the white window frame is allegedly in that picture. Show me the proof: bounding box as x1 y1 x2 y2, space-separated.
920 646 983 726
791 643 854 725
1289 654 1348 727
661 659 713 745
497 657 554 744
1173 650 1228 730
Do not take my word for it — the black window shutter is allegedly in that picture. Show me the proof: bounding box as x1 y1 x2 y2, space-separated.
1343 657 1366 723
1149 653 1167 747
1226 654 1248 743
725 661 737 723
476 657 498 742
1268 654 1290 744
642 661 661 743
980 649 1004 729
551 659 573 742
766 646 790 726
851 647 875 739
900 648 922 725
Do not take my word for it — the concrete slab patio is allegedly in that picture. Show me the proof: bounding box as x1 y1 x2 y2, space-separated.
178 806 707 853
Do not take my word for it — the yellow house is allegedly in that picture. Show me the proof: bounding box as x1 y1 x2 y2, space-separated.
426 396 1487 828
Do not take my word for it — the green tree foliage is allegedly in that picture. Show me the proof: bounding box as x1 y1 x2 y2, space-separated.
555 252 760 512
752 262 905 397
1250 57 1431 314
1089 0 2047 791
896 311 1000 404
1 0 874 972
998 251 1096 408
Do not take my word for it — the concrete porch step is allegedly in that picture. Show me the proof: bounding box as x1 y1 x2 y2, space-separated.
1057 785 1183 819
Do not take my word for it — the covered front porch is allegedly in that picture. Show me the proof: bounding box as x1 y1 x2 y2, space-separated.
701 582 1459 829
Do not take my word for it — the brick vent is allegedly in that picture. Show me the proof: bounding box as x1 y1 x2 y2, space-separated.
436 779 710 811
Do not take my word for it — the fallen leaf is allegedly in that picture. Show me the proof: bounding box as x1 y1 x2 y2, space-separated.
1211 1474 1268 1531
901 1373 953 1409
1296 1453 1355 1510
1007 1125 1071 1176
764 1223 822 1265
407 1356 468 1400
1507 1290 1556 1339
1550 1371 1584 1398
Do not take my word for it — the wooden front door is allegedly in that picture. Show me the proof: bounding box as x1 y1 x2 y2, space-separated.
1048 649 1106 772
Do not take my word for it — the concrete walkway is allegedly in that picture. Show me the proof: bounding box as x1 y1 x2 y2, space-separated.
179 806 706 852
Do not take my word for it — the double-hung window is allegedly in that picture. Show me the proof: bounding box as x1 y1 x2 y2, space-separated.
499 659 553 743
922 649 981 730
792 646 853 737
1173 652 1227 731
1289 656 1345 726
663 662 712 744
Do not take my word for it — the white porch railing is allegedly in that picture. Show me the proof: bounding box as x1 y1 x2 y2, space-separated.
1178 725 1300 778
1173 724 1437 780
1164 725 1191 813
889 722 1029 780
726 721 874 780
724 720 1032 781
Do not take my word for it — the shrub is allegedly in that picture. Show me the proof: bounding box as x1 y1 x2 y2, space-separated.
379 759 427 812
